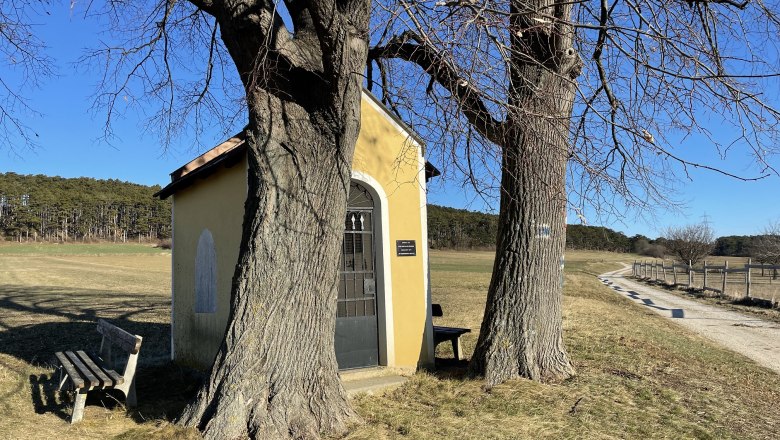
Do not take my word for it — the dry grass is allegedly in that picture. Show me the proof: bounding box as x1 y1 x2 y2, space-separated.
0 245 200 439
345 250 780 439
1 245 779 439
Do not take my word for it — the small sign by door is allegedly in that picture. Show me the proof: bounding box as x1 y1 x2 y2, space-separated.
396 240 417 256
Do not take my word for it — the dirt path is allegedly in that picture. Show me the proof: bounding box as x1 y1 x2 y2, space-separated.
601 264 780 376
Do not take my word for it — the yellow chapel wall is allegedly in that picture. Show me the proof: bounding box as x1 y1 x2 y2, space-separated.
354 95 434 369
170 93 434 370
171 160 246 369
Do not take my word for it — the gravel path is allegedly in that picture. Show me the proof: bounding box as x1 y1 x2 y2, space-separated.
600 264 780 376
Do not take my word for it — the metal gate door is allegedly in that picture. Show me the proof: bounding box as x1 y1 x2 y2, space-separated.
335 182 379 370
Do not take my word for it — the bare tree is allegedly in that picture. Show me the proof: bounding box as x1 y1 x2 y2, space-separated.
75 1 371 438
664 222 716 265
368 0 780 385
0 2 55 153
752 220 780 266
8 1 370 436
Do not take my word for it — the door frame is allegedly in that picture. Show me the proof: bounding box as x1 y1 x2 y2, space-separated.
349 171 394 367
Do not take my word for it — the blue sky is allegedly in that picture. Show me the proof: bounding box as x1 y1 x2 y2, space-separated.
1 4 778 239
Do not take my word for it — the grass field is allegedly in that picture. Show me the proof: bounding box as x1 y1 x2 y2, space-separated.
0 242 170 255
1 245 779 439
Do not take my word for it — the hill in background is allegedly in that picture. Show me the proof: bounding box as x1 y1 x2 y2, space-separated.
427 204 647 252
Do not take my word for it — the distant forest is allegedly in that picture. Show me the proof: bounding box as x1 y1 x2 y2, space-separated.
427 205 648 252
712 235 765 257
427 205 767 257
0 172 171 242
0 172 768 256
427 205 499 249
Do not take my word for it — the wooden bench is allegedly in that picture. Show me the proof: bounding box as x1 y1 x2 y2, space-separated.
54 319 143 423
432 303 471 361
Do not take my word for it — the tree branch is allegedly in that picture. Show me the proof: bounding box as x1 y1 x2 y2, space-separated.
369 31 505 145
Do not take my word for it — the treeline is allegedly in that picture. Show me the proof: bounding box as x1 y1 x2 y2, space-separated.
567 224 634 252
427 204 498 249
427 204 655 252
712 235 761 257
0 172 171 242
427 206 777 260
2 173 769 255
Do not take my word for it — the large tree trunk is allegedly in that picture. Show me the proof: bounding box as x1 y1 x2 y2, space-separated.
178 1 368 438
468 1 580 386
178 94 358 439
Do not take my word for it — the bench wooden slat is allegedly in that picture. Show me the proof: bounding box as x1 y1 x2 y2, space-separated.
75 351 113 387
55 352 85 389
65 351 100 389
97 319 142 354
104 369 124 387
433 326 471 336
86 351 124 386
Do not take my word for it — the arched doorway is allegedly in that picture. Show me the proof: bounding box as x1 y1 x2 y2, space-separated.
335 181 379 369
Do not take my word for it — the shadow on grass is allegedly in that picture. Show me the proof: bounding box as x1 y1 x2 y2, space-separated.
127 362 203 423
0 284 201 424
0 284 170 367
433 357 470 380
574 269 608 277
29 373 69 421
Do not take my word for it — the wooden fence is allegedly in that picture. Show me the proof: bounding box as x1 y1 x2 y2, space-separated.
632 259 780 299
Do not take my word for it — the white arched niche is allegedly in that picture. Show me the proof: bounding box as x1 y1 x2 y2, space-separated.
195 228 217 314
350 171 395 366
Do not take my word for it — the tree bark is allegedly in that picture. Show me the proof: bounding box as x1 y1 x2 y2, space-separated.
468 94 576 385
178 96 358 439
468 0 579 385
178 1 369 438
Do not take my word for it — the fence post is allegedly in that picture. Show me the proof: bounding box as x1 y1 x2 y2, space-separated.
703 260 708 291
721 260 728 297
633 259 637 277
688 260 693 288
673 263 678 285
662 260 667 284
746 258 752 298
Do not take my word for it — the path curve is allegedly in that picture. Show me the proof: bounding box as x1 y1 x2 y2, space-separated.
600 264 780 375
